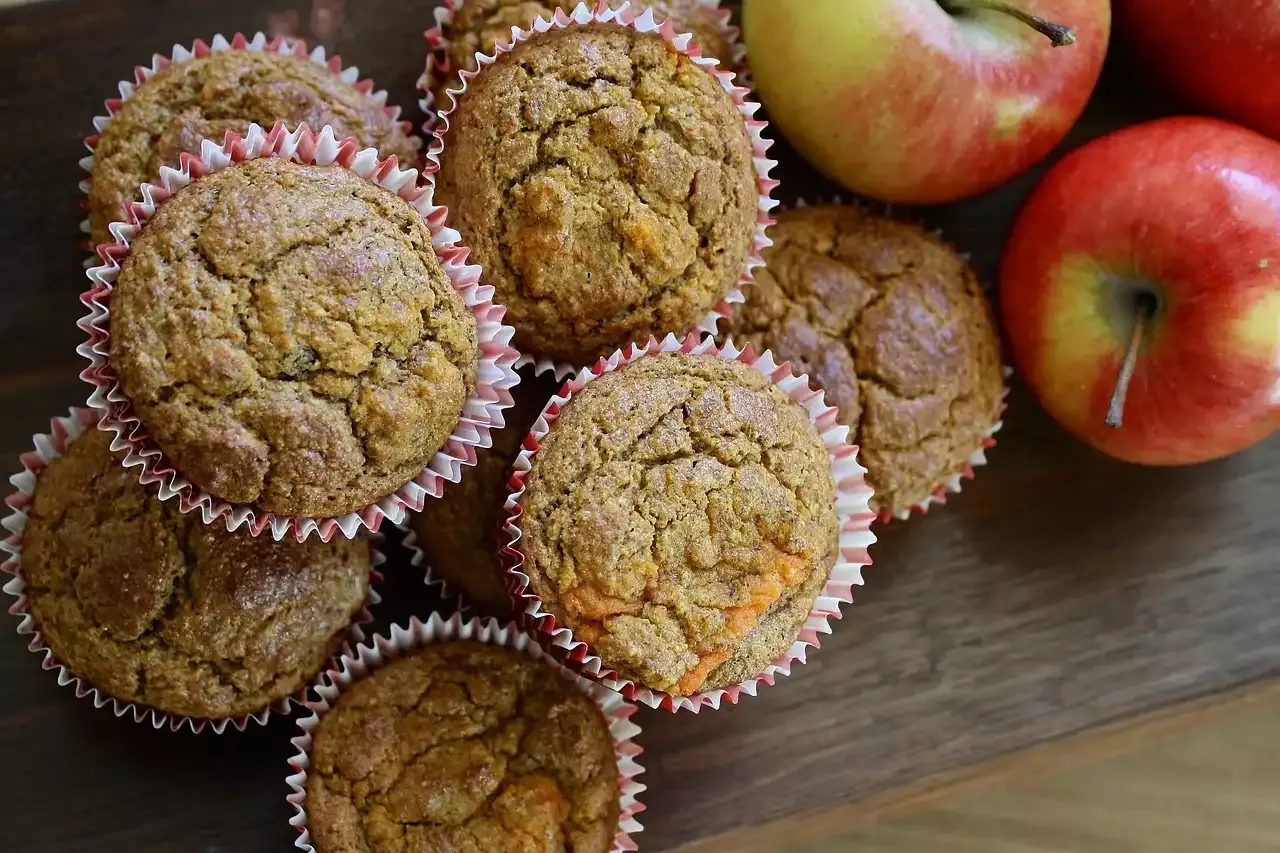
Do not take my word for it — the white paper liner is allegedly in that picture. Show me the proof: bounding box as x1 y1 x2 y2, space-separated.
0 408 386 734
500 332 877 712
79 31 420 257
77 121 522 543
778 198 1010 524
286 612 645 851
418 0 748 130
397 520 469 614
422 1 778 380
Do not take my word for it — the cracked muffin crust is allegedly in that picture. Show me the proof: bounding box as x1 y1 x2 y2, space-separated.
21 429 371 720
109 156 479 519
412 370 561 614
721 205 1006 516
306 641 620 853
435 24 758 365
89 49 419 246
518 353 838 696
431 0 734 115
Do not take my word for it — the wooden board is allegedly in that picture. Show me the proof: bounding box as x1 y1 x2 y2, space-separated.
0 1 1277 851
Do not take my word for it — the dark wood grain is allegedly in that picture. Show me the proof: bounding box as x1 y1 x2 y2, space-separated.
0 2 1276 852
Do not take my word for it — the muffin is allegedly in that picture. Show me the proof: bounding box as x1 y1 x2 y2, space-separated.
721 205 1005 517
516 352 839 696
19 429 371 720
89 48 418 245
412 370 561 613
430 0 734 114
435 24 758 365
305 641 621 852
108 156 478 519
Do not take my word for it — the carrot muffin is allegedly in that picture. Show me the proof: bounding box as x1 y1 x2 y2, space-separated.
431 0 734 114
109 156 478 519
412 371 560 614
517 353 838 696
20 429 371 720
89 48 419 245
434 24 758 365
721 205 1005 517
305 641 620 852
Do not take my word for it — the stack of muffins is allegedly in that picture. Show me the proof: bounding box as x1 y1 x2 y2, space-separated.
3 2 1008 851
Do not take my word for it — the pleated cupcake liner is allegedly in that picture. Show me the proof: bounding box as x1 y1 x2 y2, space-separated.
418 0 748 132
421 0 778 380
286 612 645 851
77 121 523 543
1 408 387 734
778 197 1011 524
500 331 877 712
79 31 419 260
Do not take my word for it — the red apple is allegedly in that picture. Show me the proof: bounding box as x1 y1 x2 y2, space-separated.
1120 0 1280 141
1001 116 1280 465
742 0 1110 204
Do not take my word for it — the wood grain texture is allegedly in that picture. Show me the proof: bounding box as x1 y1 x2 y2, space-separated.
0 1 1277 852
689 686 1280 853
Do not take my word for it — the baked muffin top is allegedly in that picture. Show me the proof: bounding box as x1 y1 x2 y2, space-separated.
435 24 757 365
412 370 561 614
89 49 418 245
722 205 1005 515
433 0 734 114
22 429 371 719
519 353 838 695
306 641 620 853
110 156 478 518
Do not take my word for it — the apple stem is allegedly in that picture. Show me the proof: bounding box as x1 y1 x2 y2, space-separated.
1105 296 1155 430
939 0 1077 47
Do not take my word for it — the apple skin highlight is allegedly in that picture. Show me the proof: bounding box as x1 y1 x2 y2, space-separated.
743 0 1110 204
1001 116 1280 465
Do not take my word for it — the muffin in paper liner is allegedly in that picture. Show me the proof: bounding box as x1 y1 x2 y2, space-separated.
500 332 877 713
76 121 522 543
759 197 1011 525
286 612 646 852
422 1 779 380
79 31 420 257
396 520 469 615
418 0 748 132
0 408 387 734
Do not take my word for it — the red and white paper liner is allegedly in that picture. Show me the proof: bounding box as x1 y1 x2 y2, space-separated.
77 121 522 543
0 408 387 734
422 1 778 380
500 332 877 712
286 612 645 852
418 0 747 131
778 198 1010 524
79 31 420 257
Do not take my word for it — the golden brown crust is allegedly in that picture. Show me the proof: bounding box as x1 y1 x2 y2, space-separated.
306 641 620 853
435 25 757 365
519 353 837 696
721 206 1005 515
412 370 561 614
89 49 419 245
109 157 478 518
434 0 734 113
21 430 371 720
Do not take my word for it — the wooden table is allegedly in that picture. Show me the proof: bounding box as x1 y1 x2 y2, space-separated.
1 1 1276 851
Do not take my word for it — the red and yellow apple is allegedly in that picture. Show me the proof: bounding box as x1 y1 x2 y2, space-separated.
1120 0 1280 141
742 0 1110 204
1001 116 1280 465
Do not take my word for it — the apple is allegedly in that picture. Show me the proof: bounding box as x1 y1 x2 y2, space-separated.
742 0 1110 204
1120 0 1280 141
1001 116 1280 465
